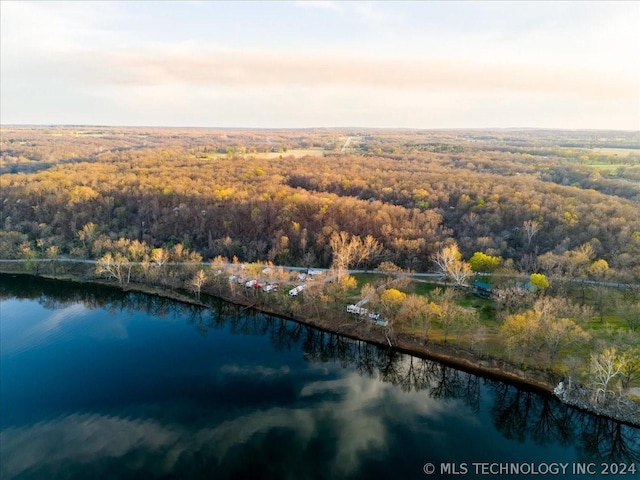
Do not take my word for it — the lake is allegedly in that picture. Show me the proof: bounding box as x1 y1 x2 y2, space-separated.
1 274 638 479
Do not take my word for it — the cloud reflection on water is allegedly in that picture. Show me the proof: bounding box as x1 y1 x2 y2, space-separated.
0 367 461 479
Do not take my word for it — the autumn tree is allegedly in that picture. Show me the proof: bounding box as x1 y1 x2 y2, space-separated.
76 222 97 257
326 275 358 304
359 283 379 308
396 294 431 336
588 259 610 280
540 317 589 364
329 231 381 281
379 288 407 321
432 243 472 286
189 269 207 300
530 273 549 291
429 288 471 342
500 310 541 361
96 252 132 289
590 347 626 405
501 296 590 364
469 251 501 273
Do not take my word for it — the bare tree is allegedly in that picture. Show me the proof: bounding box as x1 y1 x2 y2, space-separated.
96 252 132 289
189 269 207 300
522 220 541 247
329 231 380 281
540 317 589 364
151 247 170 268
433 244 459 276
590 347 626 405
432 243 471 286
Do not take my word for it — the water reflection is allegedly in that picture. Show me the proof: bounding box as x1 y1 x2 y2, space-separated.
1 274 639 479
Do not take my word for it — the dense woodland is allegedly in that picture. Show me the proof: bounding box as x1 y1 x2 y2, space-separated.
2 126 639 280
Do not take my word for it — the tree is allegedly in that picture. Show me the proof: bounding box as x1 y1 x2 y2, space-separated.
96 252 132 288
189 269 207 300
530 273 549 291
500 310 541 361
429 288 469 342
619 346 640 390
583 259 611 322
432 243 459 276
508 297 592 365
540 317 589 364
590 347 626 405
522 220 540 247
359 283 379 307
469 251 501 273
396 294 431 334
433 243 472 286
619 300 640 332
45 245 59 274
77 222 97 257
379 288 407 321
151 247 170 268
326 275 358 304
19 241 37 272
377 261 403 282
329 231 380 281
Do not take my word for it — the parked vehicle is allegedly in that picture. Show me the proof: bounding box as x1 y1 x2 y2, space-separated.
288 285 305 296
346 305 368 315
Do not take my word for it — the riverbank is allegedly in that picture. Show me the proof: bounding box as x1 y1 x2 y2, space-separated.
2 266 639 427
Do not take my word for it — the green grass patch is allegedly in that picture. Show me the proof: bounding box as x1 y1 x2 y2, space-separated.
408 280 438 296
351 272 386 287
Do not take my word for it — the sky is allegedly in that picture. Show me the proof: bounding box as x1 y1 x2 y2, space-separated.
1 1 639 130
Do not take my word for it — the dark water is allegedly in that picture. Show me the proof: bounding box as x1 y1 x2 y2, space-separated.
1 275 638 480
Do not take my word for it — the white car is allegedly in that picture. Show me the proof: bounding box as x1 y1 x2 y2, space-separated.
245 279 257 288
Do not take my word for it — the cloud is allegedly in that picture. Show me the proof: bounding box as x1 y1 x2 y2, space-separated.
2 2 637 128
219 363 291 377
25 46 635 103
294 1 343 12
2 304 88 355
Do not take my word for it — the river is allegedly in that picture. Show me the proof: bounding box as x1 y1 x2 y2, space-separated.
0 274 638 479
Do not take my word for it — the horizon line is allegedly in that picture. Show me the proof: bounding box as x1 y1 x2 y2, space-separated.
2 124 639 133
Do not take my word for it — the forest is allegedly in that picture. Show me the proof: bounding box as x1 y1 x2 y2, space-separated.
2 126 639 278
1 126 640 420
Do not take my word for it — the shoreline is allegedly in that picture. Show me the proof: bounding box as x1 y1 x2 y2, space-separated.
2 269 639 428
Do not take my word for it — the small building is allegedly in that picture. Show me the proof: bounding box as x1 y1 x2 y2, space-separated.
516 281 536 293
472 280 493 298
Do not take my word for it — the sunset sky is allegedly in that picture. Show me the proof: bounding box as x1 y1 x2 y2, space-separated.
1 1 638 129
